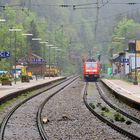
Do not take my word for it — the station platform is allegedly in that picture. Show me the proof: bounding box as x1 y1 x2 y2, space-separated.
0 77 64 103
101 79 140 104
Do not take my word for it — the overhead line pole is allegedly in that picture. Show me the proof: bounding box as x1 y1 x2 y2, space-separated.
29 0 31 11
94 0 99 40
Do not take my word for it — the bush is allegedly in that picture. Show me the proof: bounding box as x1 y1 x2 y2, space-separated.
89 103 95 109
21 75 29 82
0 73 12 82
114 113 125 122
96 102 101 107
126 120 132 125
0 73 12 85
101 106 109 112
101 112 105 116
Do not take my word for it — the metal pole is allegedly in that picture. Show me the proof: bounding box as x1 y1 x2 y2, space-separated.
134 40 138 85
14 31 17 84
95 0 99 39
49 46 50 78
10 31 12 73
54 48 56 65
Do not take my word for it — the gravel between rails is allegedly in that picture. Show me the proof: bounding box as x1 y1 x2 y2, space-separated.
42 79 129 140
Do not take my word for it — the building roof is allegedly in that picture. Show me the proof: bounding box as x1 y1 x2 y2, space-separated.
18 53 46 65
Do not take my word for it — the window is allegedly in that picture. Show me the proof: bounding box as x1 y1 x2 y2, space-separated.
86 62 96 68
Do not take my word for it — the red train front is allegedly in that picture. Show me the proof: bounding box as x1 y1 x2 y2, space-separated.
83 60 100 81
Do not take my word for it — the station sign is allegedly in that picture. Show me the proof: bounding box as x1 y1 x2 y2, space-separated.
0 51 10 58
120 58 129 63
32 58 46 62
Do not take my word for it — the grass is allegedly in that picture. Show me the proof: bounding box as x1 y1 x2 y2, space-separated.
89 103 95 109
87 83 96 96
93 102 132 124
0 91 35 112
114 113 125 122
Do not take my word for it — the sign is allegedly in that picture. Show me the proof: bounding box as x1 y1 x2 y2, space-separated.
120 58 129 63
32 58 45 62
0 51 10 58
136 40 140 56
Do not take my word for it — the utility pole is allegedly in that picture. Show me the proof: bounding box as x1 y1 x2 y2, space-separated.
94 0 99 40
68 37 72 59
134 40 138 85
28 0 31 11
61 25 63 48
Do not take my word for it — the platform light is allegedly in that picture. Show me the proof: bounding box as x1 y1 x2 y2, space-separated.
32 38 42 41
40 41 48 44
9 28 22 84
22 33 33 36
0 19 6 22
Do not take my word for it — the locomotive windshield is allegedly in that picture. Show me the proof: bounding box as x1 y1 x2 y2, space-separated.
86 62 96 68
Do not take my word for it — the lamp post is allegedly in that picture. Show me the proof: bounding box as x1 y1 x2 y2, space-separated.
9 28 22 84
134 40 138 85
46 44 54 78
9 28 12 73
22 33 33 61
40 41 48 60
31 38 42 80
0 19 6 28
0 18 6 50
51 46 58 65
0 19 6 22
40 41 49 79
32 38 42 41
55 48 62 75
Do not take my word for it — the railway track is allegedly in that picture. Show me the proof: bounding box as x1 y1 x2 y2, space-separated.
84 82 140 140
37 79 128 140
96 82 140 124
36 76 78 140
0 76 78 140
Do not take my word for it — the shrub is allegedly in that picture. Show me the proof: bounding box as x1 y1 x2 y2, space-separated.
89 103 95 109
101 112 105 116
101 106 109 112
0 73 12 82
21 75 29 82
126 120 132 125
96 102 101 107
114 113 125 122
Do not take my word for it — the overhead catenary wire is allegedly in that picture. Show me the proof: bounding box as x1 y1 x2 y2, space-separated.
99 0 112 8
1 1 139 9
1 1 139 31
61 6 140 26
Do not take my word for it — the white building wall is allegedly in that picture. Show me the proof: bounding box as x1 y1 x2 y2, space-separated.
130 56 140 69
124 53 132 75
124 53 140 74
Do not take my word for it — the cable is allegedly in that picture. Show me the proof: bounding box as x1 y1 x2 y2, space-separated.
99 0 112 8
73 7 97 10
1 1 139 11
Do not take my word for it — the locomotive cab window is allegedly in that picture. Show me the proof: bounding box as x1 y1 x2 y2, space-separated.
86 63 96 68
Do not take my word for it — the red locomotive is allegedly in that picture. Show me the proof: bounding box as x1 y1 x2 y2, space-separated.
83 59 100 81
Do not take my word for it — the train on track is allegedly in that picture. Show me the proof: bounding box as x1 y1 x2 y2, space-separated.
83 59 100 81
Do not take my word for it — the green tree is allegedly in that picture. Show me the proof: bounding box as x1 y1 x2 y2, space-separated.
111 17 140 53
